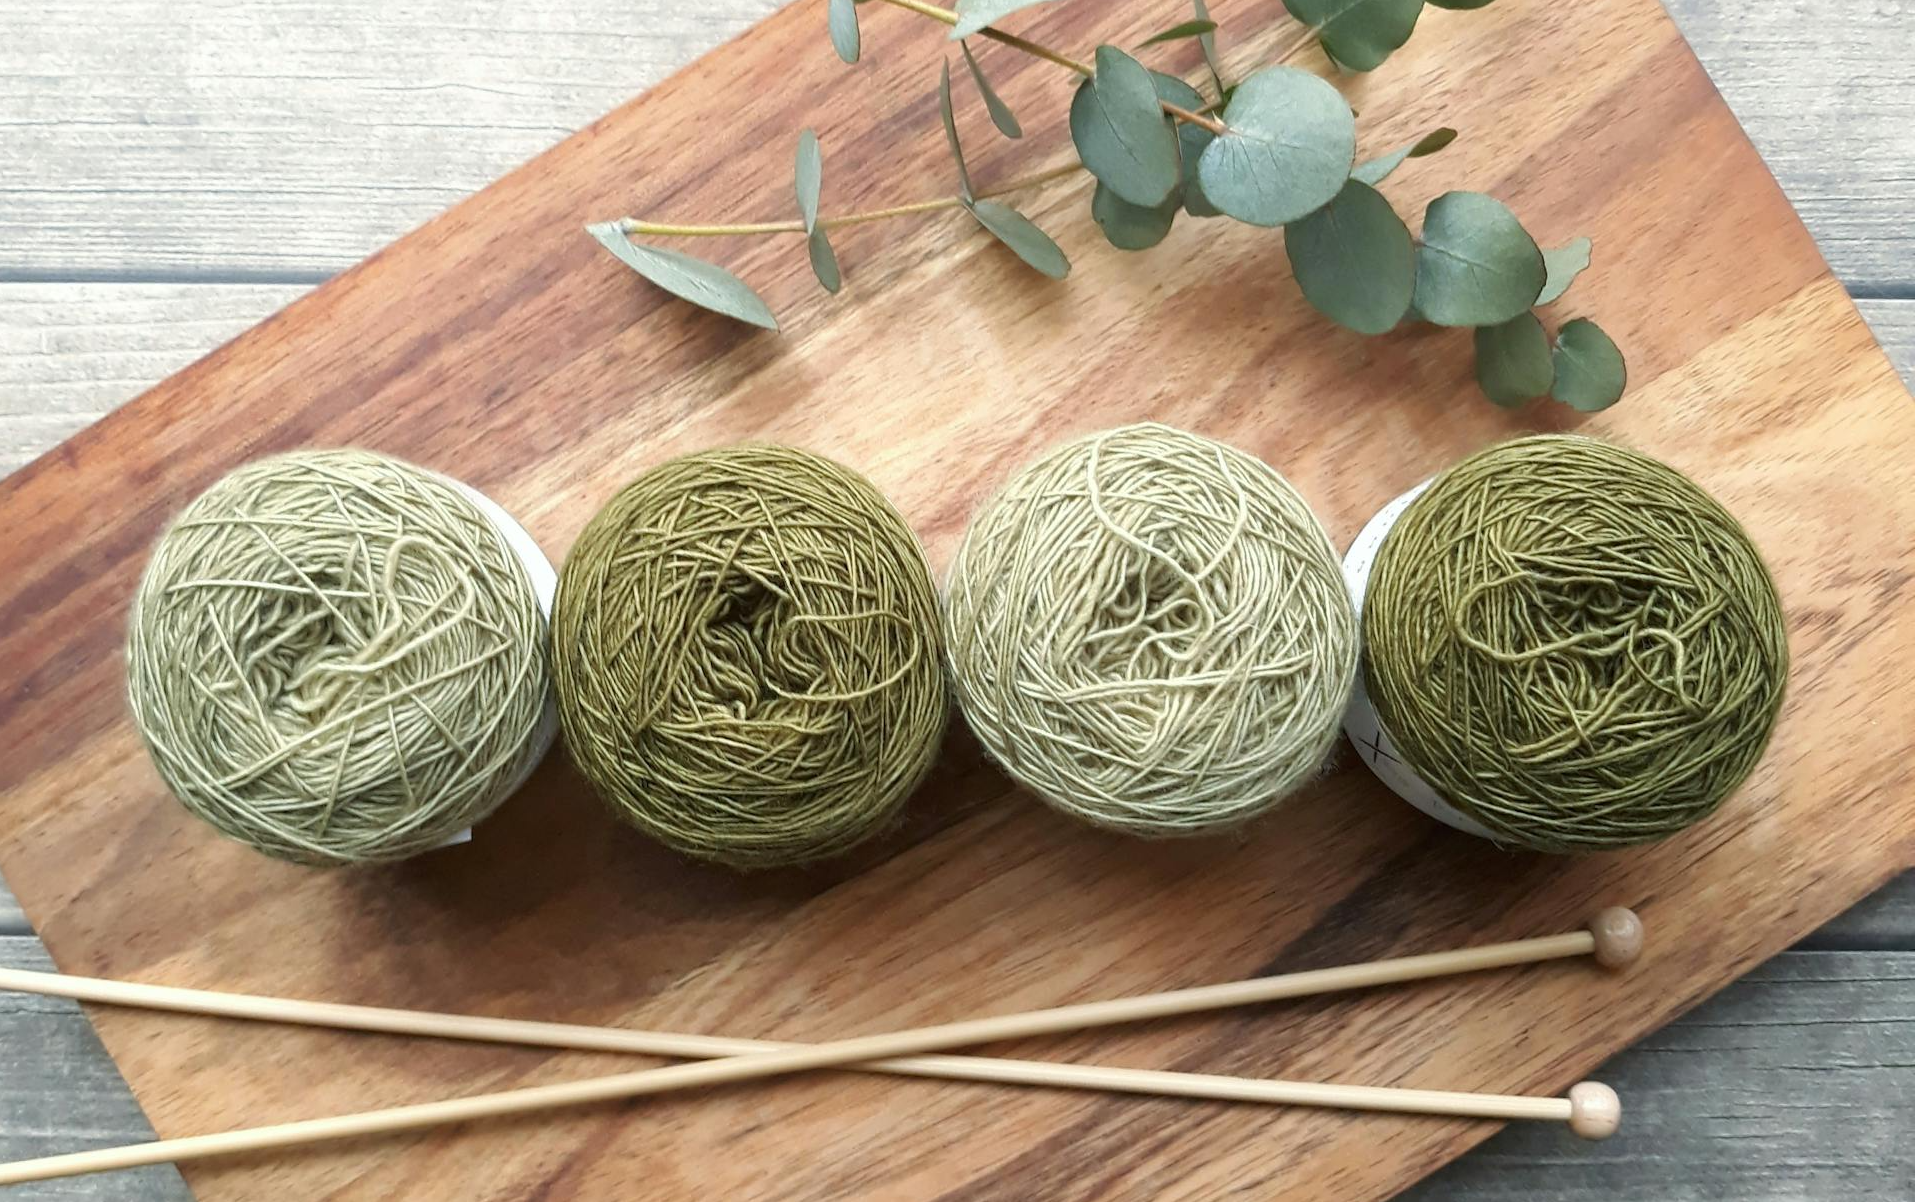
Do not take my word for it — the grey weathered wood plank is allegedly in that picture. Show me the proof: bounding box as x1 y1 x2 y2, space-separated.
1411 950 1915 1201
1669 0 1915 294
0 284 309 475
0 940 188 1201
0 0 780 279
0 1 1910 287
1798 871 1915 952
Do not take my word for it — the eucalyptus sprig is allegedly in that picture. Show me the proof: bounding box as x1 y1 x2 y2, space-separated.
589 0 1625 411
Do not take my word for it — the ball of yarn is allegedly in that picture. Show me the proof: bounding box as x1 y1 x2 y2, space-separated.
944 422 1358 836
552 445 947 869
126 450 552 866
1363 434 1788 852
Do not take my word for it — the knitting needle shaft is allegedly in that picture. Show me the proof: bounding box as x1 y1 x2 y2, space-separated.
0 910 1639 1184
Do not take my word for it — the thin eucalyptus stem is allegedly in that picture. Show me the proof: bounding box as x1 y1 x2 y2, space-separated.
872 0 1229 135
621 160 1085 239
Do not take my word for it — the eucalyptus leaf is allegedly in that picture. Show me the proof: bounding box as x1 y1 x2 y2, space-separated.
1536 236 1593 306
1551 318 1627 411
1192 0 1226 94
1070 46 1182 208
1428 0 1494 8
807 226 842 294
1411 191 1546 327
1149 70 1206 111
1140 19 1218 46
951 0 1064 39
1473 312 1553 407
585 223 778 330
1197 67 1356 227
1179 123 1221 216
828 0 860 64
794 129 823 234
966 199 1071 279
1092 181 1180 250
938 59 974 200
1153 72 1217 215
961 40 1023 138
1352 126 1458 186
1285 179 1414 335
1282 0 1425 73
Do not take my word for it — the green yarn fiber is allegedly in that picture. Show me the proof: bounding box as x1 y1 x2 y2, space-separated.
1363 434 1789 852
126 450 551 866
552 445 948 870
944 422 1358 836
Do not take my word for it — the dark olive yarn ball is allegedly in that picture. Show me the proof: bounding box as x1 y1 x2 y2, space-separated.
552 445 948 869
1363 435 1789 852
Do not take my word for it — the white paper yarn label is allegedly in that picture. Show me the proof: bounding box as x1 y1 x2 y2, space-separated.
1341 480 1498 841
432 476 560 849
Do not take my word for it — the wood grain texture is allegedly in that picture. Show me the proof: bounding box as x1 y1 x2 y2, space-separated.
0 2 1912 1201
3 290 1908 478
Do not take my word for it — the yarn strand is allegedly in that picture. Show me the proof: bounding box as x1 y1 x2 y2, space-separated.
1362 435 1788 851
944 423 1358 836
127 451 551 866
552 445 948 869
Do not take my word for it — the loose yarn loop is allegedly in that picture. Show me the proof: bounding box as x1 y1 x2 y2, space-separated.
944 423 1358 836
552 445 947 870
1363 435 1788 852
126 450 551 866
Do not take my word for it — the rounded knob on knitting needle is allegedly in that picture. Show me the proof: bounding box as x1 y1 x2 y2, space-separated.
1566 1081 1622 1140
1588 907 1644 970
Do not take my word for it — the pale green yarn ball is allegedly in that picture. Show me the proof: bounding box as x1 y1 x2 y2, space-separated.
126 450 552 866
944 423 1359 836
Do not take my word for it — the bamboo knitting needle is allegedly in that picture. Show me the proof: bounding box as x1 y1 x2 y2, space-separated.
0 909 1641 1185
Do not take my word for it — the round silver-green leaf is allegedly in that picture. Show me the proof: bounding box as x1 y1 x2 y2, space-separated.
1092 181 1179 250
1551 318 1627 411
1537 236 1593 306
1474 312 1553 407
1197 67 1356 227
585 223 778 331
1283 0 1425 73
1070 46 1182 208
1411 191 1546 327
1148 70 1206 112
1179 124 1221 217
1285 179 1414 335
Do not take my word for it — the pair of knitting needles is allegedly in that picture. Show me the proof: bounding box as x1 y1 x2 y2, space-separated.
0 908 1644 1186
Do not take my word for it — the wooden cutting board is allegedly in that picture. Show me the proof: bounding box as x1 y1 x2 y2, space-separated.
1 0 1910 1197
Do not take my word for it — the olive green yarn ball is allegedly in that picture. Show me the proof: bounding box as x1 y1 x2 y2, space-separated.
552 445 948 870
944 423 1359 836
1363 434 1789 852
126 450 552 866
